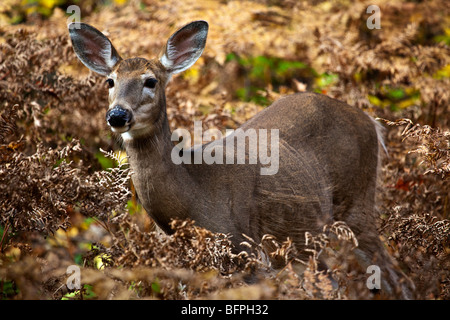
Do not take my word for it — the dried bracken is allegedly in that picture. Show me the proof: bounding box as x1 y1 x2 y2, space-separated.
380 118 449 178
378 118 449 298
0 0 449 300
0 136 131 235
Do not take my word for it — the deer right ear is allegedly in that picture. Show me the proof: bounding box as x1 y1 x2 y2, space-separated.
159 20 208 74
68 23 122 76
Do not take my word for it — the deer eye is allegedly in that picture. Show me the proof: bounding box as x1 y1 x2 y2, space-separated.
144 78 158 89
106 78 114 88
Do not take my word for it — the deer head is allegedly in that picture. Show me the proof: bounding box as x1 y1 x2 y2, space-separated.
68 21 208 141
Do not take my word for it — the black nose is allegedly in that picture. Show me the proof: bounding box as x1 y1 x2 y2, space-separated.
106 106 132 128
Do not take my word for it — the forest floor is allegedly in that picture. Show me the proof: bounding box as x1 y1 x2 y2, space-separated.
0 0 448 300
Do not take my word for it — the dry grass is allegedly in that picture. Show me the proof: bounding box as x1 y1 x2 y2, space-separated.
0 0 448 300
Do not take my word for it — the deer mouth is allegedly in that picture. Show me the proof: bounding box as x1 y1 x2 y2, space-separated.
110 124 131 133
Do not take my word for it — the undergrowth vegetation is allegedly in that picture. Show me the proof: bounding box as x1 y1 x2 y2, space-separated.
0 0 448 299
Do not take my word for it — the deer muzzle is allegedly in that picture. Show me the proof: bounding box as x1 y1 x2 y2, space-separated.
106 105 133 132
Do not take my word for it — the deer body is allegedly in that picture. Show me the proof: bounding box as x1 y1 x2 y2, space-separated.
69 21 413 298
126 91 378 248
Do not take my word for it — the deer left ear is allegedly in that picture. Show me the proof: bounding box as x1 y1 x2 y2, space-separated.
159 20 208 74
68 23 122 76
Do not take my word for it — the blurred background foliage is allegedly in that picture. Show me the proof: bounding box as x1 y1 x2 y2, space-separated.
0 0 449 300
2 0 128 24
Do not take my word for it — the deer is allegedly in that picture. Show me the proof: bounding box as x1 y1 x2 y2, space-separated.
68 20 414 298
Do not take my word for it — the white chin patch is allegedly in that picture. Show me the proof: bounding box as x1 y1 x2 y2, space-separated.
121 131 134 142
111 125 130 134
118 124 152 142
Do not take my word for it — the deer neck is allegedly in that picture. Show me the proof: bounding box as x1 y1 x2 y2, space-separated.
123 112 193 233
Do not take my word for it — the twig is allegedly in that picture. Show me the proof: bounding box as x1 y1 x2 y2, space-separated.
0 222 10 253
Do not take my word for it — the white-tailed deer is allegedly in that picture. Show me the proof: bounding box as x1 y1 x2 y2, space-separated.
69 21 413 298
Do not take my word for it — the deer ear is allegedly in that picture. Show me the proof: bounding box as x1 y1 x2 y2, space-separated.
159 20 208 74
68 23 122 76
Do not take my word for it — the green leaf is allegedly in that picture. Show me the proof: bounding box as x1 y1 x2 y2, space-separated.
1 280 19 299
315 73 338 89
387 88 405 100
151 280 161 294
95 151 115 170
